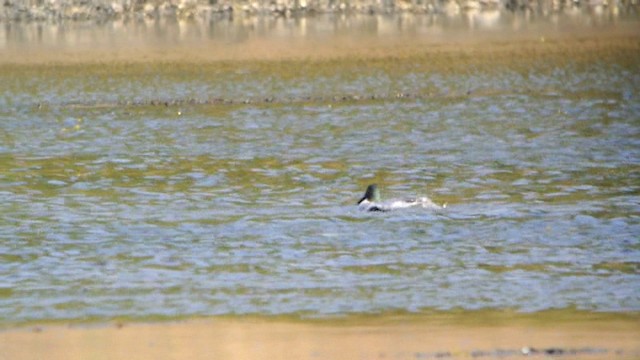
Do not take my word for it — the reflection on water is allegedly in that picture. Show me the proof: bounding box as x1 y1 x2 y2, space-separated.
1 9 637 51
0 44 639 323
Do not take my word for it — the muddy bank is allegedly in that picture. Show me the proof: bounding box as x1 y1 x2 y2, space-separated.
1 312 639 360
3 0 638 67
1 27 637 66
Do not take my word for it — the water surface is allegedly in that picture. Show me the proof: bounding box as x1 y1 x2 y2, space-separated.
0 28 639 324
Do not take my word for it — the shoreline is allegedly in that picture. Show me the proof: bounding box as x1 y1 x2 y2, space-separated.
2 6 638 65
1 311 639 360
1 27 638 65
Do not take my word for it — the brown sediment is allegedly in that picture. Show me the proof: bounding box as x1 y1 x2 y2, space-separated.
0 29 637 111
1 312 639 360
0 23 638 67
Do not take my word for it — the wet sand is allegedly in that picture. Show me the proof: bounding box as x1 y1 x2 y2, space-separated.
1 313 639 360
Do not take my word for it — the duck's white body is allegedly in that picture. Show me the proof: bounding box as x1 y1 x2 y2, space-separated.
357 184 443 212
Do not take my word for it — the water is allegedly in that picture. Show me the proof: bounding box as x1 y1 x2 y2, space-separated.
1 26 639 324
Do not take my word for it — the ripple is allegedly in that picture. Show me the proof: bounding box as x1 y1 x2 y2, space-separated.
1 55 639 324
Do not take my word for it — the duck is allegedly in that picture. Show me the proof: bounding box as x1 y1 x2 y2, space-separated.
357 184 443 212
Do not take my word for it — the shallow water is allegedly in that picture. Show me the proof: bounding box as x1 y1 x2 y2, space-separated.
1 34 639 324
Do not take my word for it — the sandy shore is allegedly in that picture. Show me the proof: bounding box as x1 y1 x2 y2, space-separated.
1 313 639 360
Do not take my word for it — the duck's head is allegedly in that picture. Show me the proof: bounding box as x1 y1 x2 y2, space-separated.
358 184 381 204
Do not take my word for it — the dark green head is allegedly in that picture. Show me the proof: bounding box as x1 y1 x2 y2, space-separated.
358 184 381 204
